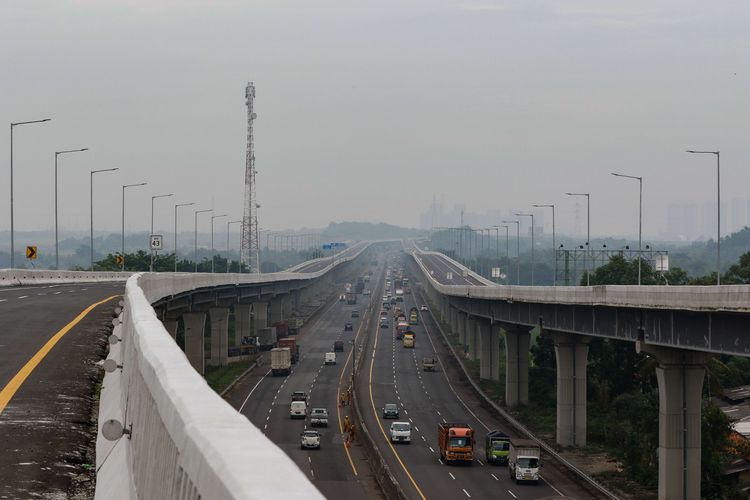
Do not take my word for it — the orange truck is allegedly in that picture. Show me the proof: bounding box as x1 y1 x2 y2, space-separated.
438 423 474 465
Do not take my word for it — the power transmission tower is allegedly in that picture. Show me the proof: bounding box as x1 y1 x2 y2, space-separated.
241 82 261 273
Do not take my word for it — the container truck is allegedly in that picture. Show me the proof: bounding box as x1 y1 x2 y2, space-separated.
271 347 292 376
438 423 474 464
508 438 541 483
273 321 289 338
485 430 511 464
346 292 357 305
257 327 277 351
403 333 415 348
409 307 419 325
277 337 299 364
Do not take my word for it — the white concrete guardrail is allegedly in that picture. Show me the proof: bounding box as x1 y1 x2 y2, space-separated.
0 269 132 287
96 244 369 500
411 248 750 313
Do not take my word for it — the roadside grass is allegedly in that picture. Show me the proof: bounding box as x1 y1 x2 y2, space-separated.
205 357 258 393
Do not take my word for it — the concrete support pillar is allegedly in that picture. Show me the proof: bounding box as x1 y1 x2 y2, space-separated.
161 319 178 340
640 345 709 500
269 296 289 324
290 290 301 316
456 311 467 348
182 312 206 375
553 332 591 447
504 325 531 407
478 320 492 379
490 324 501 381
449 307 458 335
466 317 478 360
234 303 252 347
439 296 447 323
208 307 229 367
253 302 268 331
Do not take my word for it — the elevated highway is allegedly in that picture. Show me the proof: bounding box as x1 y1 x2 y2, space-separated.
409 246 750 500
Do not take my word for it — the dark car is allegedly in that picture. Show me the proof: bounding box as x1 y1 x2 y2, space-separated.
380 320 389 329
351 310 360 318
382 403 400 419
344 322 353 331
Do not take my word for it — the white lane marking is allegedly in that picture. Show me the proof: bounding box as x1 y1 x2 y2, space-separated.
37 293 46 296
438 458 443 464
477 459 484 466
409 418 413 423
54 291 61 294
68 289 75 292
17 296 28 299
238 369 273 412
491 473 499 481
462 489 471 498
448 472 456 480
421 435 426 441
429 446 434 452
507 490 517 498
540 476 566 496
0 299 6 303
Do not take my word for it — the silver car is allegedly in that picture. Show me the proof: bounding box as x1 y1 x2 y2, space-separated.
300 429 321 449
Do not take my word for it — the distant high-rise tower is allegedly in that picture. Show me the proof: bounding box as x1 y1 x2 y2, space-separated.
241 82 260 273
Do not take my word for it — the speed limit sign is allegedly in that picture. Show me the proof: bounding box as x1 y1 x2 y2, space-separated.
150 234 163 251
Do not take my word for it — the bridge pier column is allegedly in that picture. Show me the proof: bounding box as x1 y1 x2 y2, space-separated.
269 297 283 324
490 324 501 381
161 319 178 340
478 320 492 379
182 312 206 375
449 307 458 335
234 304 252 347
208 307 229 367
290 290 301 316
553 332 591 447
466 317 478 361
456 311 467 351
439 296 447 324
640 345 709 500
253 302 268 332
504 325 531 407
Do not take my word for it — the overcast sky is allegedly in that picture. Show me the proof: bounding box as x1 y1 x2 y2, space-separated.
3 0 749 241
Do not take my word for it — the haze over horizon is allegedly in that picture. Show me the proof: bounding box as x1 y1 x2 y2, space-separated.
3 0 749 243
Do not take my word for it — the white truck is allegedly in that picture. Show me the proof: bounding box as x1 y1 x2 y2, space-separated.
271 347 292 376
508 438 541 484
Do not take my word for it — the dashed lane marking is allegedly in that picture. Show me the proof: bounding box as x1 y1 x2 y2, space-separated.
448 472 456 480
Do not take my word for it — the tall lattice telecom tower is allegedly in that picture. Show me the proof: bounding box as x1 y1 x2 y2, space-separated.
241 82 260 272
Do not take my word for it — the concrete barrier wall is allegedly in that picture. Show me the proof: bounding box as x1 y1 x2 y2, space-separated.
0 269 132 287
95 244 370 500
411 250 750 313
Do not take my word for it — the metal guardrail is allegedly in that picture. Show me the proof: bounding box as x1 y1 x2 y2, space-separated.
410 254 620 500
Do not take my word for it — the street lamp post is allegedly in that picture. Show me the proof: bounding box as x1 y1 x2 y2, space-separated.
611 173 643 285
122 182 147 271
90 168 118 270
495 225 510 283
210 214 228 273
10 118 51 268
174 202 194 272
687 150 721 285
533 204 556 286
227 220 242 273
54 148 88 269
566 192 591 286
515 213 535 285
194 209 212 272
150 194 174 272
502 220 520 285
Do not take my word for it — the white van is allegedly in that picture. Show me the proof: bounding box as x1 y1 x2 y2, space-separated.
290 401 307 419
389 421 411 443
325 352 336 365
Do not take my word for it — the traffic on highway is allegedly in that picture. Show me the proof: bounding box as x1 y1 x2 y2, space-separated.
224 250 593 499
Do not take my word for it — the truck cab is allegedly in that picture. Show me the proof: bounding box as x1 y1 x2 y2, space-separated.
438 423 474 464
485 430 510 464
403 333 415 348
509 438 541 483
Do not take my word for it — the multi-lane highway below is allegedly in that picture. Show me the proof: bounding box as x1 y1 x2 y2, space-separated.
224 269 384 498
356 255 591 500
0 282 123 498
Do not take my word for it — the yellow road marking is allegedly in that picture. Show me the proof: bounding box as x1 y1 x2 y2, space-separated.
368 305 427 500
0 295 120 415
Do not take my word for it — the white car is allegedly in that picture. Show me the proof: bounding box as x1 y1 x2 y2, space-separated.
310 408 329 427
420 305 428 311
325 352 337 365
300 429 321 449
290 400 307 419
389 422 411 443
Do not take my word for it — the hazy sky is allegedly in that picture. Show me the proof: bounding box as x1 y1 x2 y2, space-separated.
3 0 749 241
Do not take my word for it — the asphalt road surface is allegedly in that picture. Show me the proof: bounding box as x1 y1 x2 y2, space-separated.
356 258 593 500
0 282 123 498
224 271 384 499
415 253 488 287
